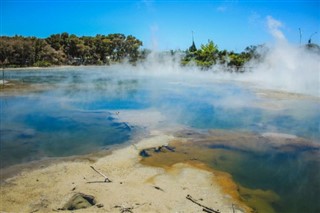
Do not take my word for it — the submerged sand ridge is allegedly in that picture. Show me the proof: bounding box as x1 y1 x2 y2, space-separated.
0 132 249 213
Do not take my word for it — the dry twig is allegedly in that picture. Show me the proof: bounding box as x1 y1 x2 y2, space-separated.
90 166 112 182
186 194 220 213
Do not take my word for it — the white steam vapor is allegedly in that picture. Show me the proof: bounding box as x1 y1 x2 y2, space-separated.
241 42 319 96
266 16 286 42
140 16 319 97
131 15 319 97
239 16 320 97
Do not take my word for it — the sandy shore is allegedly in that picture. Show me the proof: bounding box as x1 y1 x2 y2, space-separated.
0 131 249 213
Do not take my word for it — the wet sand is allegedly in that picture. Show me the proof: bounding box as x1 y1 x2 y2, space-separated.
0 132 250 213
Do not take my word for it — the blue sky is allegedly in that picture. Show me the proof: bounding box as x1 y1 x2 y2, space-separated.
1 0 319 51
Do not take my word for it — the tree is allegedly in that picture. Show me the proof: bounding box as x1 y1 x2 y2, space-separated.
0 33 143 67
189 41 197 52
124 35 143 62
46 34 62 51
227 52 247 71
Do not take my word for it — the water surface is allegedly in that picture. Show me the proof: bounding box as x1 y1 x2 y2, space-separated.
1 66 319 212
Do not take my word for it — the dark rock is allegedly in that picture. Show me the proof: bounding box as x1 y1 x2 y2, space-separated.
96 203 104 208
62 193 96 210
139 149 150 157
154 146 163 153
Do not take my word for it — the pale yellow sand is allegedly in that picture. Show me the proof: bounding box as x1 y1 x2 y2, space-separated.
0 132 247 213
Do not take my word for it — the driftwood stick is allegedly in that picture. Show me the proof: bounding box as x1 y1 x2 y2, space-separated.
90 166 112 182
186 194 220 213
203 208 216 213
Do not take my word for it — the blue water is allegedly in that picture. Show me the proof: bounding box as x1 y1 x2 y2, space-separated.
1 67 319 212
1 67 319 165
1 95 132 168
205 137 320 213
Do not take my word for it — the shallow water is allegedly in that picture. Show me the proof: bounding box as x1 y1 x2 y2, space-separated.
1 96 132 168
205 138 320 213
1 66 319 212
142 131 320 213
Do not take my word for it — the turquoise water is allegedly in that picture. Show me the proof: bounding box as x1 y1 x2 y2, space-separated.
1 67 319 212
204 136 320 213
1 67 319 167
1 95 132 168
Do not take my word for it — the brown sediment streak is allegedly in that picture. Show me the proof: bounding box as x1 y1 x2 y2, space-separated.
0 80 55 95
213 170 253 213
140 139 253 213
182 161 253 213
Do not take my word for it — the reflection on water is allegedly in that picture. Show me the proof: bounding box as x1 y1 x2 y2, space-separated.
1 67 319 212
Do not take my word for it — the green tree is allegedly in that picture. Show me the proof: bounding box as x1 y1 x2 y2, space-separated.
124 35 143 62
194 40 219 68
0 33 143 67
228 52 246 69
46 34 62 51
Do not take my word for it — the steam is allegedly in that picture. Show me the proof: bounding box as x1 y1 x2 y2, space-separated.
241 42 319 96
2 15 319 171
239 16 320 97
3 32 319 145
266 16 286 42
131 16 320 97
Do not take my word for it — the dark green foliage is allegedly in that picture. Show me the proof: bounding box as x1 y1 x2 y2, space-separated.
182 40 266 72
195 40 219 68
0 33 143 67
33 61 52 67
189 41 197 52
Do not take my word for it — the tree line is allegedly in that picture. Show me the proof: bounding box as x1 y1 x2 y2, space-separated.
0 33 143 67
181 39 320 72
181 40 264 72
1 33 318 70
0 33 265 70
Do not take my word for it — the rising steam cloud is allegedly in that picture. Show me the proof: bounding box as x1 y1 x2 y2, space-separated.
132 16 319 97
240 16 320 97
266 16 286 41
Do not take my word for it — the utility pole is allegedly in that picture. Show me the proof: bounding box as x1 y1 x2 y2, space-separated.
308 32 317 44
192 30 194 43
299 28 302 45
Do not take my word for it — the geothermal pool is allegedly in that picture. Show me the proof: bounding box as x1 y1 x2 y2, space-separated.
1 66 319 212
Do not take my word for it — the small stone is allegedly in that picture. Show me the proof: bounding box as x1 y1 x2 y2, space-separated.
139 149 151 157
96 203 104 208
